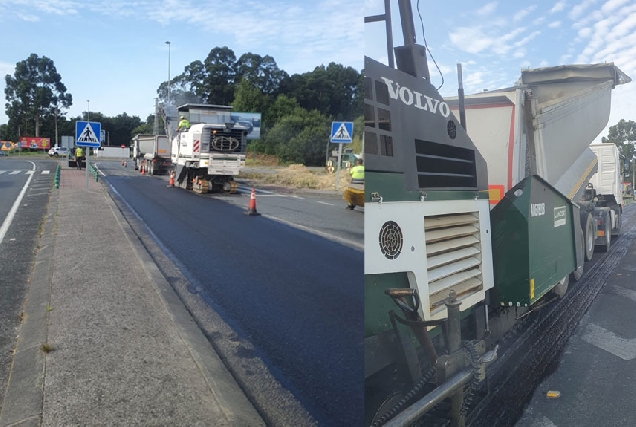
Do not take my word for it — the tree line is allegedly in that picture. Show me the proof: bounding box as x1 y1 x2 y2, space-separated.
2 48 363 165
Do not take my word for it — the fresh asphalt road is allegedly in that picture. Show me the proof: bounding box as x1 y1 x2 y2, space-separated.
210 187 363 249
96 161 364 426
0 158 56 415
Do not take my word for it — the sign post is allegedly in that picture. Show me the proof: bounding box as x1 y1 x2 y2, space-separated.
330 121 354 191
75 121 101 191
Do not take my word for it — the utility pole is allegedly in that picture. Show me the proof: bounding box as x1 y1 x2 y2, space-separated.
154 98 159 135
54 108 59 147
165 41 171 105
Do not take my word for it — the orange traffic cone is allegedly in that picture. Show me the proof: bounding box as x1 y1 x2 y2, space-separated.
167 170 175 187
245 188 260 216
141 165 145 175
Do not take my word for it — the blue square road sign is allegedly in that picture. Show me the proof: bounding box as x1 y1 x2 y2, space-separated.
330 121 353 143
75 121 102 148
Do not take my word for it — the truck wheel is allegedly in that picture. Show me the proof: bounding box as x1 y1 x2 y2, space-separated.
584 213 594 262
612 208 621 237
599 219 611 252
571 227 584 281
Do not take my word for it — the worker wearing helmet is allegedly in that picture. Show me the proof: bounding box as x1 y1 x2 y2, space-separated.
178 115 190 131
350 158 364 183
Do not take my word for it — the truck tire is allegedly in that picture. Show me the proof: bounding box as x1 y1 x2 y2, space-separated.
584 213 594 262
612 207 621 237
571 227 584 282
599 218 611 252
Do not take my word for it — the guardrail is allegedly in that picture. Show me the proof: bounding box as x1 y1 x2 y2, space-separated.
54 165 61 189
89 163 98 182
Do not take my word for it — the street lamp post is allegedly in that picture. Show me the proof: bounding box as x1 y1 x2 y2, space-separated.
86 100 90 190
165 41 171 105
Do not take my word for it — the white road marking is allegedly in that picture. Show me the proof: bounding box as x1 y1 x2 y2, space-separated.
26 170 34 175
9 170 20 175
41 170 50 174
581 323 636 360
530 416 558 427
608 285 636 303
316 201 334 206
261 214 363 251
0 171 5 174
0 162 36 246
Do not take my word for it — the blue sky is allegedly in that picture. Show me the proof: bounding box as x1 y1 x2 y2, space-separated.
365 0 636 142
0 0 363 129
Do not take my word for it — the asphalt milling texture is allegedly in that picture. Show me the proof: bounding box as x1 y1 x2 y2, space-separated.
0 168 264 427
103 173 364 427
0 161 55 423
515 204 636 427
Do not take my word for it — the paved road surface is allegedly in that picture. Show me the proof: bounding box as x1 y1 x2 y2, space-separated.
98 165 364 427
0 159 55 415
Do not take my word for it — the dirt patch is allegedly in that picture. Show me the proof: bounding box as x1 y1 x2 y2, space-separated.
245 153 281 167
241 164 353 191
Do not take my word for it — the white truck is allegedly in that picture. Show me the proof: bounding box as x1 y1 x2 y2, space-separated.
132 134 171 175
167 104 250 193
446 63 629 273
586 143 623 245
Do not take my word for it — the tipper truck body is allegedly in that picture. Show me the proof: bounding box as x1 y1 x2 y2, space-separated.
132 134 171 175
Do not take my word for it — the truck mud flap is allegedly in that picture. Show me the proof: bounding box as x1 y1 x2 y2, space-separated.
490 175 577 306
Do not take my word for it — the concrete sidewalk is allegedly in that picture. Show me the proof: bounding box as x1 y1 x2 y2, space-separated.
0 167 264 426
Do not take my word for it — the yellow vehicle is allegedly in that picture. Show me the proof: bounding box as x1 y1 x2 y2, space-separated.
344 181 364 210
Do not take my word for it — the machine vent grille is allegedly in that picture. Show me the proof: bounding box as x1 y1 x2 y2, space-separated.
415 139 477 189
379 221 403 260
425 212 483 313
209 129 245 153
211 135 240 151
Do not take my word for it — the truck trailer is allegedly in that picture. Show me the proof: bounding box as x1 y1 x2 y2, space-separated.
167 104 250 193
132 134 171 175
444 65 628 288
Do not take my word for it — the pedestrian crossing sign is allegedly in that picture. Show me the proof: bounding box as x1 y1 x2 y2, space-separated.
330 121 353 143
75 121 102 148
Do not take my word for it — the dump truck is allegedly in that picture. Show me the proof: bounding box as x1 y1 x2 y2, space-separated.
363 1 630 425
586 143 623 248
445 64 629 283
132 134 171 175
167 104 250 193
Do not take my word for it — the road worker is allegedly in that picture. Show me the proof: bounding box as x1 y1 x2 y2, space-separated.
350 158 364 183
75 146 83 170
178 115 190 131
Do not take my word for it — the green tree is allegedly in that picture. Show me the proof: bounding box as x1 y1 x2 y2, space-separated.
162 47 237 106
232 79 269 114
203 47 237 105
601 119 636 179
130 114 158 136
235 53 288 95
350 115 363 154
264 94 301 128
280 63 362 120
266 108 331 165
4 54 72 138
0 124 8 140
